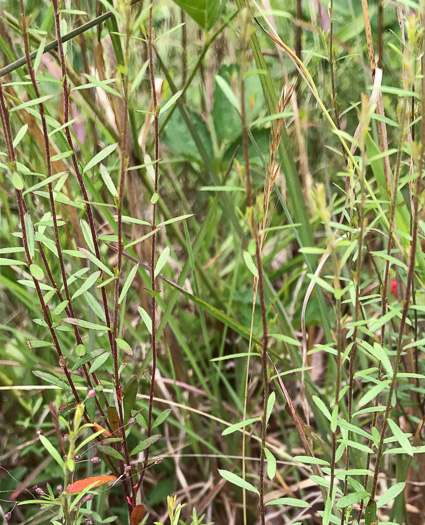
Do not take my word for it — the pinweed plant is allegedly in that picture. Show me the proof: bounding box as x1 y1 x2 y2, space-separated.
1 0 425 524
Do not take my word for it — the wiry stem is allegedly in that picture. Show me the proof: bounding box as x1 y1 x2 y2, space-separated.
138 0 160 495
51 0 134 509
240 14 269 524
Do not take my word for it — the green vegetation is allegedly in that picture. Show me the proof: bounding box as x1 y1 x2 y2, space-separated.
1 0 425 524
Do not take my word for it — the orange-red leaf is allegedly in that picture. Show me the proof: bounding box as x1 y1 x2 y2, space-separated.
130 505 145 525
93 422 111 437
67 475 116 493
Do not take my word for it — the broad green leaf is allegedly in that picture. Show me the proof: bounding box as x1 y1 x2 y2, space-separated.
218 469 259 495
171 0 223 30
30 264 44 281
12 171 24 190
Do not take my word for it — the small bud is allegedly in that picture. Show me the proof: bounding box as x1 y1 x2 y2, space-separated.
36 429 43 435
87 389 96 399
124 465 132 473
64 434 69 440
85 520 93 525
128 417 136 425
74 454 80 461
4 512 12 521
155 457 163 465
57 485 63 495
35 487 45 496
59 356 66 368
90 456 101 463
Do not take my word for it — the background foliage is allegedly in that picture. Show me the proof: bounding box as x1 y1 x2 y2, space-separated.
1 0 425 524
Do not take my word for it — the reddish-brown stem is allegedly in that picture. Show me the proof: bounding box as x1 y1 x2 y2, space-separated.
138 0 159 496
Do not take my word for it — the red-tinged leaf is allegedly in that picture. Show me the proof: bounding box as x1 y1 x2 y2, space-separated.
130 504 145 525
93 422 111 437
67 475 116 493
117 386 123 404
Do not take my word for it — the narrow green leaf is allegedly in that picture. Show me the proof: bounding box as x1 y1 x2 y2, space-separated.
39 435 64 468
155 246 170 278
138 306 152 335
266 391 275 424
216 75 240 111
99 164 117 196
23 172 68 196
152 409 172 429
243 250 258 278
79 248 114 277
222 417 260 436
12 171 24 190
89 352 110 374
115 337 133 356
63 317 110 331
160 89 183 114
33 370 67 388
100 444 124 461
130 434 161 456
387 420 413 457
24 213 35 259
337 491 369 509
264 447 276 480
118 263 139 304
30 264 44 281
10 94 55 112
218 469 259 495
266 497 309 508
13 123 28 148
72 271 100 300
294 455 330 466
83 143 118 173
